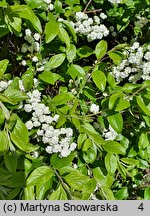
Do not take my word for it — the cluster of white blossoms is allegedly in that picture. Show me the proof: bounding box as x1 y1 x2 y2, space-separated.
108 0 122 4
90 103 100 114
134 14 149 28
24 89 77 157
43 0 54 11
21 29 41 54
103 125 118 140
72 12 109 42
111 42 150 83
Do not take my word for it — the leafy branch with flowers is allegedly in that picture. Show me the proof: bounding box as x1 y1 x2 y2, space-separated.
0 0 149 200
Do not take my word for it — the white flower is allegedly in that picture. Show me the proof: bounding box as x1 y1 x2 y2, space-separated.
37 129 44 136
0 81 8 91
28 46 34 53
144 51 150 61
33 33 41 41
53 114 59 122
37 66 44 72
21 60 27 66
24 35 34 44
24 104 32 113
43 106 50 115
45 146 53 154
33 42 40 52
53 145 62 153
32 56 38 62
19 80 25 92
65 128 73 137
32 151 39 158
21 43 28 53
90 104 99 114
100 13 107 19
25 29 32 36
108 0 122 4
131 42 140 50
60 148 71 157
33 78 39 88
25 120 33 130
103 125 118 140
70 142 77 151
48 4 54 10
44 0 51 3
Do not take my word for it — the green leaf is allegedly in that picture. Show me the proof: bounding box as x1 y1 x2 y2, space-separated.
121 158 139 166
3 89 28 103
83 144 97 164
58 26 70 47
66 44 76 63
50 152 76 169
4 152 17 172
67 64 85 79
136 96 150 116
36 179 52 200
92 70 106 92
138 133 149 149
115 187 128 200
21 70 33 91
0 101 10 120
39 71 60 85
11 118 38 152
0 130 9 154
107 112 123 133
11 5 42 33
100 186 115 200
26 166 54 186
62 20 77 43
44 19 59 43
24 0 46 9
93 167 113 187
105 153 117 174
0 59 9 79
82 138 92 151
109 51 123 65
49 184 68 200
103 140 126 155
77 133 87 149
95 40 107 60
107 73 116 88
50 92 74 106
23 186 35 200
109 92 123 110
77 46 93 58
144 187 150 200
115 96 130 111
64 170 90 190
46 53 66 70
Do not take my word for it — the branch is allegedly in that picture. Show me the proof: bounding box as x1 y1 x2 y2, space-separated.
83 0 93 13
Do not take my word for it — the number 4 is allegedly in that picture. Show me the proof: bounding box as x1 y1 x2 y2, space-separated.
138 203 144 211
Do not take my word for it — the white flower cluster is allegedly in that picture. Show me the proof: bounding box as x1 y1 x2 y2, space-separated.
111 42 150 83
103 125 118 140
24 89 77 157
134 14 149 28
43 0 54 11
108 0 122 4
73 12 109 42
21 29 40 54
90 103 99 114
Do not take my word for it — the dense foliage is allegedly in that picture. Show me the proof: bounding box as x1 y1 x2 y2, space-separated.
0 0 149 200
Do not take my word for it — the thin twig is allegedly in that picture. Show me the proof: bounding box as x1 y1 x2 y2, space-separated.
83 0 93 12
84 9 102 14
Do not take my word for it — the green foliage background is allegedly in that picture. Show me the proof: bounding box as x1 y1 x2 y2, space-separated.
0 0 149 200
